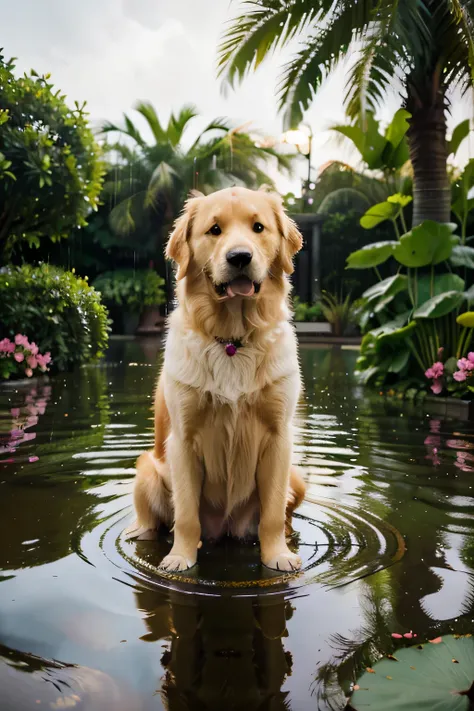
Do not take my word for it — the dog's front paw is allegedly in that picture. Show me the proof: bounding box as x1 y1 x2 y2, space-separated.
124 522 157 541
159 553 196 572
263 549 302 572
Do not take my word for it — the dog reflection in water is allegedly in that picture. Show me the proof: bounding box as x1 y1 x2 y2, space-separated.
135 586 295 711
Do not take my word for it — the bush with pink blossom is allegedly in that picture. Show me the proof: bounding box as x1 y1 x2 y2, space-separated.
424 351 474 398
0 334 51 381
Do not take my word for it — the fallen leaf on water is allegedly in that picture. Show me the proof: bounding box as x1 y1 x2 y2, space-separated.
391 633 403 639
353 685 360 691
452 658 459 663
429 637 442 644
386 676 393 680
387 654 398 661
410 666 416 670
367 668 376 674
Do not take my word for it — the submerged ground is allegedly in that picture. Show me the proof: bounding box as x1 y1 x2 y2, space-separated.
0 340 473 710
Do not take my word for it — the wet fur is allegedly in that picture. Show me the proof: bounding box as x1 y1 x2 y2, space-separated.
127 187 306 571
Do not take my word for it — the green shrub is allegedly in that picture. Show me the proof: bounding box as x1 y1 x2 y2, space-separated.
0 264 109 373
0 53 104 261
92 269 166 312
293 296 325 322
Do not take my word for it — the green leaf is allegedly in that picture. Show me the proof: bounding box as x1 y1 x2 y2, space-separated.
346 241 397 269
360 201 399 229
417 274 465 306
387 193 412 208
388 349 410 373
394 221 458 267
384 109 411 152
378 320 417 344
450 246 474 269
414 291 464 319
350 635 474 711
362 274 408 302
448 119 470 157
457 311 474 328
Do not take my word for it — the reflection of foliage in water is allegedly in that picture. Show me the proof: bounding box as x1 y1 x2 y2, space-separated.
0 366 111 570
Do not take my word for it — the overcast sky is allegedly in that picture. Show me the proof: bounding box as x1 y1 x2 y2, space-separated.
2 0 473 194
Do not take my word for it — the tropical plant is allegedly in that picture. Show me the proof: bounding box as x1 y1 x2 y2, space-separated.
348 214 474 394
320 290 356 337
332 109 411 179
102 102 294 243
0 53 104 262
92 269 166 313
218 1 474 225
0 264 109 373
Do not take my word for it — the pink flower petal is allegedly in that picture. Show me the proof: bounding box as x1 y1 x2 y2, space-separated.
391 633 403 639
10 408 20 418
403 631 414 639
28 456 39 463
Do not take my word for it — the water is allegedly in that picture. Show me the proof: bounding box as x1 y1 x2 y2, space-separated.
0 340 473 710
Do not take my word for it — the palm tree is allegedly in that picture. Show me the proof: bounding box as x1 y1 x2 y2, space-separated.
102 102 294 240
218 1 474 226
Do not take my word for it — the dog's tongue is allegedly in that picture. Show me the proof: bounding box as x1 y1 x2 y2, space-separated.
226 277 255 298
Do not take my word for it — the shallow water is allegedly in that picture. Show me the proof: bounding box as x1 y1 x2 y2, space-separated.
0 340 473 710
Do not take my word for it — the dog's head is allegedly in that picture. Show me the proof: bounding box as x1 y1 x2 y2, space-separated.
166 187 303 300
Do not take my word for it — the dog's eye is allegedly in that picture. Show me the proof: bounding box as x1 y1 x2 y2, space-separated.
253 222 264 233
208 224 222 236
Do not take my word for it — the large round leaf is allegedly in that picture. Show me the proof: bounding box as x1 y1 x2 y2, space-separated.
387 193 412 208
450 245 474 269
413 291 464 319
394 221 458 267
360 201 399 229
350 635 474 711
362 274 408 302
416 274 465 306
346 242 397 269
457 311 474 328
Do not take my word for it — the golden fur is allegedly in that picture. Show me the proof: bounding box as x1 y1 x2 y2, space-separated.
126 186 306 571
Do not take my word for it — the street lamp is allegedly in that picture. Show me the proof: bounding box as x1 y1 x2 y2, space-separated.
280 123 314 209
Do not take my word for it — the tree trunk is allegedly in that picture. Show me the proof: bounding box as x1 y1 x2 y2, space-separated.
406 101 451 227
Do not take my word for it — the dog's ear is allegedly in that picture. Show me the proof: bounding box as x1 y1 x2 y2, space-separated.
271 197 303 274
166 198 198 280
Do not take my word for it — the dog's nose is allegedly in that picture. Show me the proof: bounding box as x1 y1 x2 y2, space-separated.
226 249 253 269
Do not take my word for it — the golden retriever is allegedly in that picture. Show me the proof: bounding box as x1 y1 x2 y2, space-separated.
126 186 306 572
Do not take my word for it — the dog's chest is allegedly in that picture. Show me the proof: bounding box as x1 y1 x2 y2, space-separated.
165 322 297 403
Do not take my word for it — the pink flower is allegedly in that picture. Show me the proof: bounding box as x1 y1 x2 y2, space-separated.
25 368 33 378
457 357 474 372
425 361 444 380
27 356 37 369
14 334 29 348
28 456 39 463
29 342 39 356
0 338 15 354
468 352 474 364
10 408 20 418
454 370 467 382
36 353 50 370
14 352 24 363
431 378 443 395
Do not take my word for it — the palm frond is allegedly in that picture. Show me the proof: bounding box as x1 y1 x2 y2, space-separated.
189 117 231 152
279 1 376 128
167 104 198 146
134 101 168 144
217 0 324 87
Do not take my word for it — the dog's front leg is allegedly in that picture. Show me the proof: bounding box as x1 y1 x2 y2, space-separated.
257 431 302 572
160 435 203 572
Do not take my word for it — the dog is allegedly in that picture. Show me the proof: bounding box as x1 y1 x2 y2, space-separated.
126 186 306 572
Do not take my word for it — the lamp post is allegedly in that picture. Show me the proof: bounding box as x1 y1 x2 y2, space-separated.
280 124 314 210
